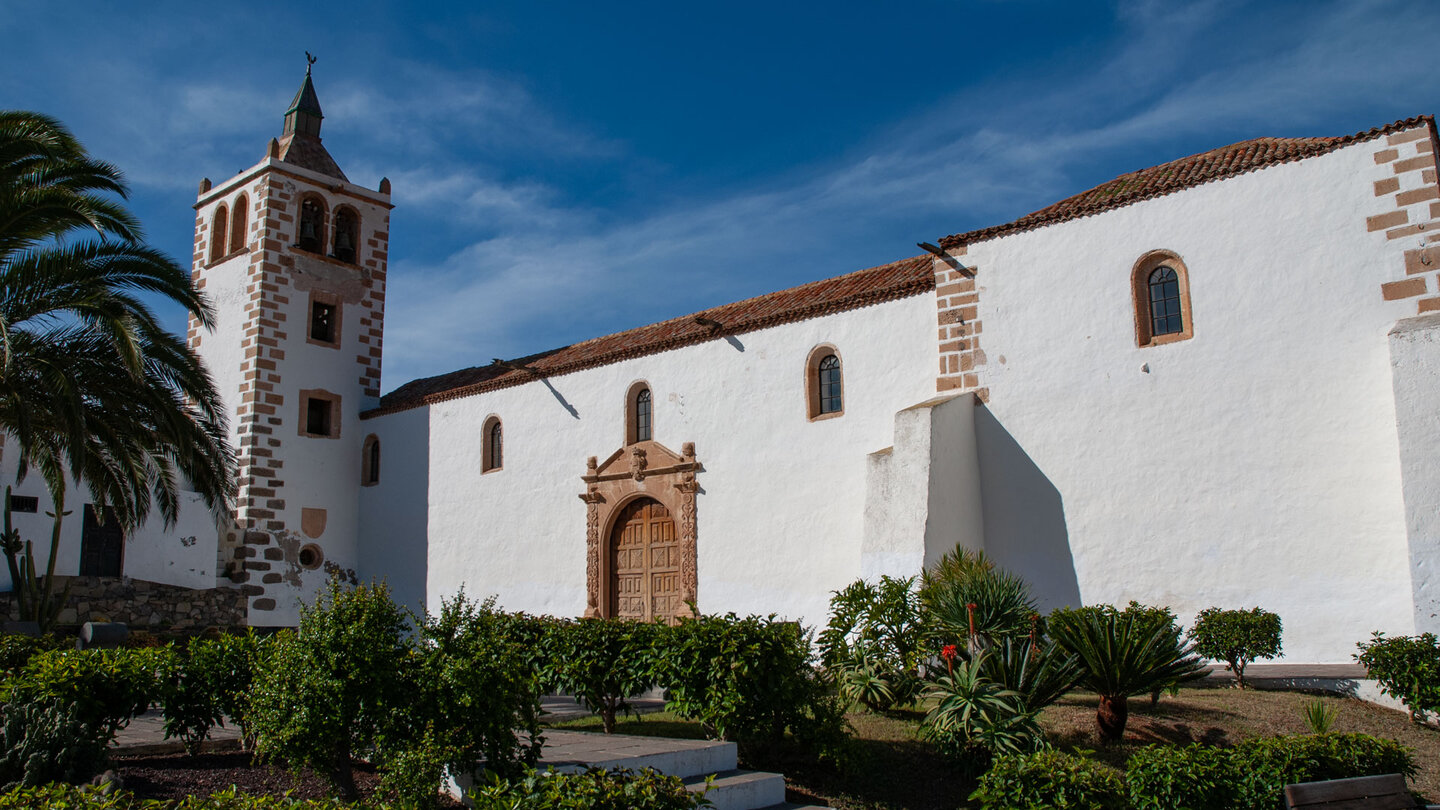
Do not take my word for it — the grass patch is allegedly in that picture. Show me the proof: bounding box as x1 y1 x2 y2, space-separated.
544 687 1440 809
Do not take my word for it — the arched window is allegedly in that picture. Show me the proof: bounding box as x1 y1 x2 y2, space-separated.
297 196 325 254
229 195 248 255
332 207 359 264
805 345 844 420
209 204 228 263
818 356 842 413
482 416 503 473
361 434 380 486
1132 250 1194 347
625 382 653 444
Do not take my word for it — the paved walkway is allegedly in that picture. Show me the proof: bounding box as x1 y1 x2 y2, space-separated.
1202 663 1369 681
112 695 667 755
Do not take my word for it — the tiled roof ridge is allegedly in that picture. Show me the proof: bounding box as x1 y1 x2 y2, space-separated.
939 114 1436 249
364 254 935 417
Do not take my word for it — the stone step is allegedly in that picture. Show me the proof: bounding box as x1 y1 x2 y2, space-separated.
539 730 737 779
685 769 787 810
757 804 831 810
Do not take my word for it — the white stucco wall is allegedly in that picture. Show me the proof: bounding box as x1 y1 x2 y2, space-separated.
962 137 1419 662
0 441 220 591
1388 312 1440 635
861 393 984 580
380 292 938 629
356 406 431 613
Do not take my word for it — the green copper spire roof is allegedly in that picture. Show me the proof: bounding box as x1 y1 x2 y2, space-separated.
283 55 324 138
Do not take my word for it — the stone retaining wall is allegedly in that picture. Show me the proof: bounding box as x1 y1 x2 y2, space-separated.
0 576 247 629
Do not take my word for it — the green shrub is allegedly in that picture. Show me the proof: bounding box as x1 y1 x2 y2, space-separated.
1125 733 1415 810
919 650 1044 775
408 592 543 796
971 749 1127 810
0 633 70 676
919 547 1037 644
0 699 110 788
247 580 415 802
1126 743 1237 810
1235 732 1414 805
485 611 567 694
818 575 925 711
1049 606 1207 743
1 647 169 741
1356 631 1440 722
161 632 268 754
548 618 663 733
657 613 848 765
1189 607 1282 689
0 783 388 808
469 767 710 810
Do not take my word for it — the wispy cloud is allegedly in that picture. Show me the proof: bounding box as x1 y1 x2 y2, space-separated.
380 0 1439 389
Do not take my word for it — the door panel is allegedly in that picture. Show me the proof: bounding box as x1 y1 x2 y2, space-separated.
608 498 681 621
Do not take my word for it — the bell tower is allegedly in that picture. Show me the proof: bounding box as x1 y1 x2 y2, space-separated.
189 61 393 625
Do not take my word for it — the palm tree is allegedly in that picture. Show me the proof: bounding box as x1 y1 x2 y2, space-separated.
1048 607 1208 743
0 110 236 626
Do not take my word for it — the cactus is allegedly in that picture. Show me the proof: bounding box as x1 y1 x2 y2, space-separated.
2 486 72 632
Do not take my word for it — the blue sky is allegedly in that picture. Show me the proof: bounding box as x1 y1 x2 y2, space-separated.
2 0 1436 393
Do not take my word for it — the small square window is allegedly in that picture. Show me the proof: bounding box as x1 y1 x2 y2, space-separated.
306 398 332 436
298 389 341 439
9 495 38 514
311 301 337 344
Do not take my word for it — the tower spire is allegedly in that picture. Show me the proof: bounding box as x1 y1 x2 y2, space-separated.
283 54 324 138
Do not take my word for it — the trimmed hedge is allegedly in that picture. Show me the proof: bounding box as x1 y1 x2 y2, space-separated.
970 749 1126 810
1126 733 1415 810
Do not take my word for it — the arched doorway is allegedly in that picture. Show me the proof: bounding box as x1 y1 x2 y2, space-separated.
608 497 680 620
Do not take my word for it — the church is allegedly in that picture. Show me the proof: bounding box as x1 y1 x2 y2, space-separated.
3 70 1437 665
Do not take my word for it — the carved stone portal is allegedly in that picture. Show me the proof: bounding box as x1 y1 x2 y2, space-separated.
581 440 700 619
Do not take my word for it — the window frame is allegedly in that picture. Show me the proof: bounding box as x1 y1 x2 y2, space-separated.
361 434 380 486
209 204 229 264
804 344 845 421
332 206 360 265
625 381 654 445
307 290 342 349
296 194 328 255
482 415 503 473
298 389 342 439
229 194 248 255
1132 250 1195 347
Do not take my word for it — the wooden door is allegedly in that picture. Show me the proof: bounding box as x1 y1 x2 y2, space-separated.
608 498 680 620
80 504 124 577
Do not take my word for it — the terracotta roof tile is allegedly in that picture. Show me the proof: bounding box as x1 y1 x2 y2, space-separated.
277 133 348 182
365 254 935 417
939 115 1436 249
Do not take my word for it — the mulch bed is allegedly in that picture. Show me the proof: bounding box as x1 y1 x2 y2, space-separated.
112 752 462 807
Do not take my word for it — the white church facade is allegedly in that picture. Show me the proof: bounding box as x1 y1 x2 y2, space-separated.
4 72 1438 664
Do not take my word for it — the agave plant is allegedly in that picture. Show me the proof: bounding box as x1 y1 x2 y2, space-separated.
920 650 1046 770
1048 607 1208 743
920 546 1038 646
976 636 1085 714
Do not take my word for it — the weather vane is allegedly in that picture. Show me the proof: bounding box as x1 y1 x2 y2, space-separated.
305 51 317 75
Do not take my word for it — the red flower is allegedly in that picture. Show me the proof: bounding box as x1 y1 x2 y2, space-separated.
940 643 958 675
